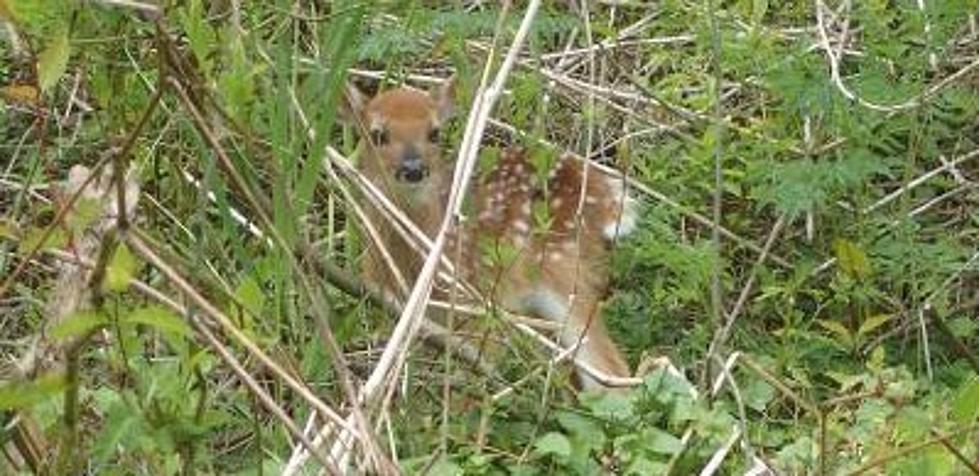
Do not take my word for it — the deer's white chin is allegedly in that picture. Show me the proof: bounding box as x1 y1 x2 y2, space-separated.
399 177 439 203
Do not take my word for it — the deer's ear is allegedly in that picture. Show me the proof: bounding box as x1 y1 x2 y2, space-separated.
339 82 368 124
433 76 456 123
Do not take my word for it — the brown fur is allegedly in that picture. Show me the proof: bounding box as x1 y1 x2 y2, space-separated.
349 83 633 390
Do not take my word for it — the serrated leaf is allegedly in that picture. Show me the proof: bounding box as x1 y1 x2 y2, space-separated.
93 398 142 461
0 373 66 410
50 310 108 340
533 432 571 458
834 239 872 280
104 243 139 292
857 314 892 338
123 305 192 338
37 29 69 93
951 376 979 426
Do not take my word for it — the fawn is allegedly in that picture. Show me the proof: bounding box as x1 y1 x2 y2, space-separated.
344 79 638 391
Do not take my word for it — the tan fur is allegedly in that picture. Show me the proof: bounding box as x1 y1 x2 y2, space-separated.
350 83 632 391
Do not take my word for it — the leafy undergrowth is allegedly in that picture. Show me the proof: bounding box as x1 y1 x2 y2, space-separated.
1 0 978 475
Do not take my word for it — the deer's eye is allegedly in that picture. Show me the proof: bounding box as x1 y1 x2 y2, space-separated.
428 127 440 144
370 128 389 146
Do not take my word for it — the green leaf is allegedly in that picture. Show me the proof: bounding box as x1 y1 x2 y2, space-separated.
642 427 682 455
233 275 265 318
0 0 15 22
951 376 979 426
582 391 636 421
752 0 769 24
817 319 853 348
18 226 67 253
533 432 571 458
0 219 17 240
857 314 892 338
49 310 108 340
104 243 139 292
742 378 776 412
37 28 69 93
834 239 872 280
0 373 66 410
427 458 463 476
93 397 142 461
123 306 192 338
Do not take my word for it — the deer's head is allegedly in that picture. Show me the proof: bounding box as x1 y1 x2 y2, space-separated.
345 80 455 199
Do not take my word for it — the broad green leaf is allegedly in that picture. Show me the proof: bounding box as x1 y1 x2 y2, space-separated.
533 432 571 458
50 310 108 340
0 373 66 410
37 29 69 93
742 378 776 412
857 314 892 338
834 239 872 280
582 390 636 421
427 458 463 476
951 376 979 426
642 427 683 454
104 243 139 292
124 306 192 338
233 275 264 318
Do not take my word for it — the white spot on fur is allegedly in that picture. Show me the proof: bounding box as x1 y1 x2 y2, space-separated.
512 220 530 234
551 197 563 208
602 178 639 240
521 202 531 216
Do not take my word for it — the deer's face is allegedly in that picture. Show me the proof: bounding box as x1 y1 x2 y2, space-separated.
347 81 455 192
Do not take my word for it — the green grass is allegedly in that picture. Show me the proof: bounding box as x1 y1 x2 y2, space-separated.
1 0 978 474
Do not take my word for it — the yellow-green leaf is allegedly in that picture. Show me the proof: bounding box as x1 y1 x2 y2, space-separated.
834 239 872 280
0 0 14 23
857 314 892 338
37 29 70 93
817 319 853 348
18 226 67 253
0 219 17 240
104 243 139 292
123 306 192 338
952 376 979 426
233 276 264 318
0 373 66 410
50 310 108 341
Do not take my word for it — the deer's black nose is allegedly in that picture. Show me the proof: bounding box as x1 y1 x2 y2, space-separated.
396 149 428 183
